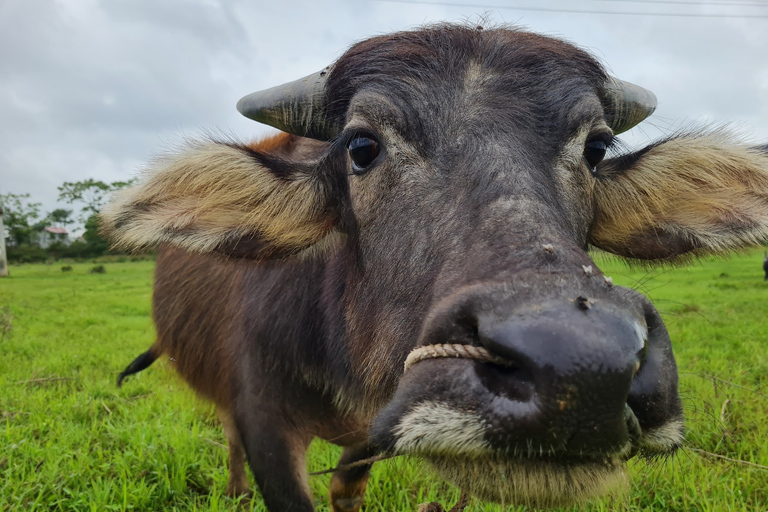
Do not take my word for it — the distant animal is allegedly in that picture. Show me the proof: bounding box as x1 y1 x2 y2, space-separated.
764 251 767 280
102 24 768 512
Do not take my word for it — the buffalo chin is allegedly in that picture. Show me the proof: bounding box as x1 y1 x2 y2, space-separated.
426 455 628 508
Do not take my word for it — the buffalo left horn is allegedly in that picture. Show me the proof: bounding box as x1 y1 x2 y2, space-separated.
602 76 658 134
236 66 338 141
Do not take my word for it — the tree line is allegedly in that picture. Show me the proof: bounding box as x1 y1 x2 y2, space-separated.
1 179 137 263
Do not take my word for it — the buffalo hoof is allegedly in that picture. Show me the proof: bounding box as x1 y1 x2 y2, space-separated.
417 493 469 512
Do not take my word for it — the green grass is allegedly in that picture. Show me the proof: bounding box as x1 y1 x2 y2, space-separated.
1 249 767 511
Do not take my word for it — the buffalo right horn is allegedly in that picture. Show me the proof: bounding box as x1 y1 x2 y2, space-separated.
603 77 658 135
236 66 338 141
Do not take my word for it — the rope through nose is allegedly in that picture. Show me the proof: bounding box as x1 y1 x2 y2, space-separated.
404 344 516 372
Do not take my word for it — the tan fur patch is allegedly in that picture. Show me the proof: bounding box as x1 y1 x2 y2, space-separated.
100 140 336 257
329 473 369 512
392 402 491 457
217 406 251 497
592 133 768 259
248 132 293 154
639 418 685 454
428 454 627 507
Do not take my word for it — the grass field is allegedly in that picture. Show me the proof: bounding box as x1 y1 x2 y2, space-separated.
1 249 767 511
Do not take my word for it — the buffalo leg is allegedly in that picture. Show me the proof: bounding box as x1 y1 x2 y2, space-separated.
234 406 314 512
329 443 378 512
217 407 251 498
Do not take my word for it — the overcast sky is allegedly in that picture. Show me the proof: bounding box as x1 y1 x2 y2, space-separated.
2 0 768 227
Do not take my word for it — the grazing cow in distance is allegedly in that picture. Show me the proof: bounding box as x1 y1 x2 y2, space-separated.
103 24 768 512
764 251 768 280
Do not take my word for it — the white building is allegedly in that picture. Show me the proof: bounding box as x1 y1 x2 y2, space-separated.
37 227 70 248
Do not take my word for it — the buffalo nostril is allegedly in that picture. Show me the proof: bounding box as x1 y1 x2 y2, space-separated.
474 360 534 402
576 295 591 311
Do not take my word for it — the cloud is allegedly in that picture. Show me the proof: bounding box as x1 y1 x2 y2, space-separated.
2 0 767 222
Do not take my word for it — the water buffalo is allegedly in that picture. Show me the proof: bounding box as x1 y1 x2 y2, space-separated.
764 251 768 280
103 24 768 511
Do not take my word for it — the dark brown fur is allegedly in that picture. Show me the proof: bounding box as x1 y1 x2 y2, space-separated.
145 243 373 508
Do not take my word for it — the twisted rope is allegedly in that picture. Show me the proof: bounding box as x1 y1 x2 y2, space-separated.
404 343 514 372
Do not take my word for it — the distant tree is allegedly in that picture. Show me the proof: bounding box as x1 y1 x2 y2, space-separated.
0 193 42 246
57 179 112 221
57 178 137 221
48 179 137 257
83 213 108 247
48 208 74 228
110 180 138 191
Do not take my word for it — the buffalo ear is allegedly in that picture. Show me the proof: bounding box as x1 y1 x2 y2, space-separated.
590 133 768 260
100 140 344 260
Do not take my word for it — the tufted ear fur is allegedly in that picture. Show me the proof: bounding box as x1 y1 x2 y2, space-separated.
100 134 344 259
591 132 768 260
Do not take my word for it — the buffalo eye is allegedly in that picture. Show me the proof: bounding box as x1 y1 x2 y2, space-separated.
584 139 608 173
348 136 380 174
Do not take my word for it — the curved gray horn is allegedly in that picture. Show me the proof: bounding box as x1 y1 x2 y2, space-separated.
603 77 657 134
236 66 338 141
